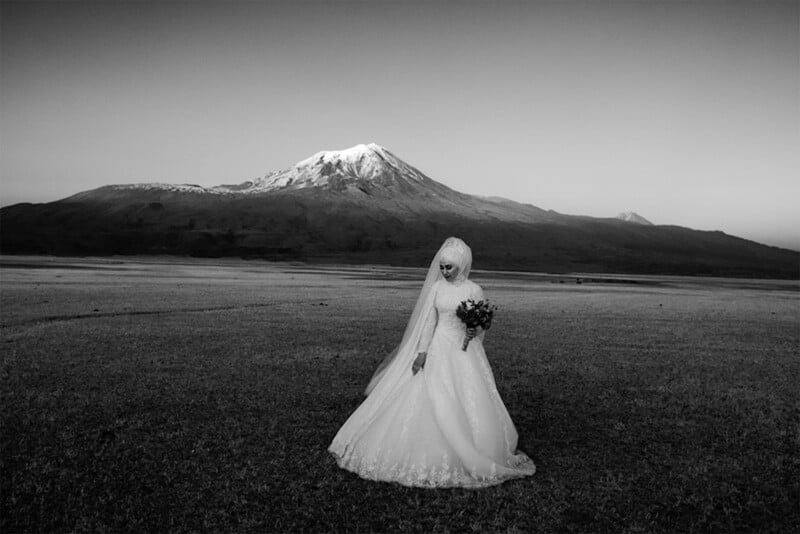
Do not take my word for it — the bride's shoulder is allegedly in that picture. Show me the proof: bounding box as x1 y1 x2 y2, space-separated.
463 279 481 290
429 279 446 294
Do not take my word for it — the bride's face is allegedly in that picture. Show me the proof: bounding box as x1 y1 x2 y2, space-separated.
439 261 460 282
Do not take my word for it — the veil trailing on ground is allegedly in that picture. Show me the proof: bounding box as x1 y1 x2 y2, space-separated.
364 237 472 396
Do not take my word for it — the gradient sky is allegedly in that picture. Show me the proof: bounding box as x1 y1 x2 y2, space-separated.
1 0 798 250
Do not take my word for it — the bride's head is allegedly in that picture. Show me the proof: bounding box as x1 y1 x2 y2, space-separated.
436 237 472 283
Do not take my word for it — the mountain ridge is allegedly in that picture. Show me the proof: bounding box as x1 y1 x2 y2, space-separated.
2 143 798 279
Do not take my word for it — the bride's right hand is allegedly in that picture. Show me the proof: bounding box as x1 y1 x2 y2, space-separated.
412 352 427 375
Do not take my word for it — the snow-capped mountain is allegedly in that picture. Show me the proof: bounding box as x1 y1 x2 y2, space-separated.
70 143 553 223
616 212 653 225
220 143 430 193
103 143 437 197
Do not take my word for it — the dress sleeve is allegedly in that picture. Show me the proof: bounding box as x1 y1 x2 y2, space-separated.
416 296 438 353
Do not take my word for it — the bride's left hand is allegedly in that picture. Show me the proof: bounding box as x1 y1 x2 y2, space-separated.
465 327 480 340
412 352 427 375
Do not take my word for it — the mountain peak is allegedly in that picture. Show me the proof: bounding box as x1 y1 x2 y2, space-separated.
298 142 385 165
617 212 653 225
223 143 432 194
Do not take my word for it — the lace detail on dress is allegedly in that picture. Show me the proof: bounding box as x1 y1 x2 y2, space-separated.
331 446 535 489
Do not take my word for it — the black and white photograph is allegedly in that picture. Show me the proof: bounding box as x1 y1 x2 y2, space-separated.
1 0 798 532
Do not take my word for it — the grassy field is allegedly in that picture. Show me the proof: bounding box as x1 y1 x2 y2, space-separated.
1 256 798 533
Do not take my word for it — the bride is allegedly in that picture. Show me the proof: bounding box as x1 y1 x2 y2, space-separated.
328 237 536 488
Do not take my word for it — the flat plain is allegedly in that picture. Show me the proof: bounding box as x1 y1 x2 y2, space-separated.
1 256 798 533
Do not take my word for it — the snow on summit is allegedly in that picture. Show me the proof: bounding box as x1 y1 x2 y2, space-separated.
220 143 430 193
296 143 388 168
104 143 432 195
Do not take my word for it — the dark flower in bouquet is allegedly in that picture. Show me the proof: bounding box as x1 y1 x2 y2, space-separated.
456 299 497 351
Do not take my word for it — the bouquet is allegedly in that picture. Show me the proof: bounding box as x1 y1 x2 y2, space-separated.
456 299 497 351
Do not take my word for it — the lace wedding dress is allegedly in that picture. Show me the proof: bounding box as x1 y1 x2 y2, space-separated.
329 238 535 488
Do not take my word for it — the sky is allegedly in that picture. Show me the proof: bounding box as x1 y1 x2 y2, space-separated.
1 0 798 250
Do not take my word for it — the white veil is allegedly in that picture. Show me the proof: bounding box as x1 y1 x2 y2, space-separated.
364 237 472 396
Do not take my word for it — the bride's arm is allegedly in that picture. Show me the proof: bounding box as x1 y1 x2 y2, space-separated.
417 305 438 352
412 302 438 374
